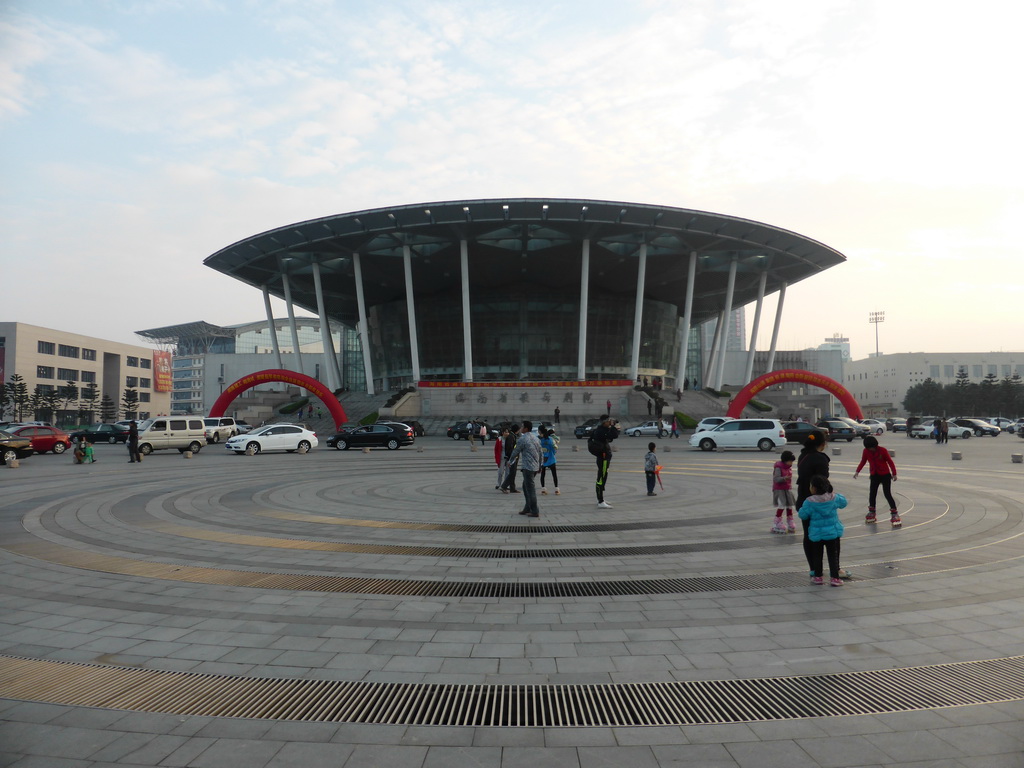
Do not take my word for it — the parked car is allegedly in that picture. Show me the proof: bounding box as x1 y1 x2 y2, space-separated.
860 419 887 436
688 418 786 452
830 416 871 437
985 417 1016 432
886 417 908 433
910 421 972 439
226 424 318 455
950 418 1000 437
0 430 34 464
4 424 72 454
695 416 733 433
1013 418 1024 435
624 420 668 437
574 418 603 439
327 423 414 451
203 417 239 443
447 421 489 440
136 417 209 455
69 423 130 444
815 419 857 442
781 421 823 443
234 420 254 434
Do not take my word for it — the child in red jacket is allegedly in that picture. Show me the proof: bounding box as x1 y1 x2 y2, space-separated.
853 435 900 527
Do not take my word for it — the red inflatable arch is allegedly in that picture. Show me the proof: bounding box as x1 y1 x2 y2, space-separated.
209 369 347 430
726 369 863 421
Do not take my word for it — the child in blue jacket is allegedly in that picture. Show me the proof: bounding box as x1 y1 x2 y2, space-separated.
798 475 847 586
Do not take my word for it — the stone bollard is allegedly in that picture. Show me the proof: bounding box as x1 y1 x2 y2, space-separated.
831 448 842 456
362 447 370 454
888 450 895 457
663 446 671 452
572 445 579 452
417 444 424 452
471 444 478 452
951 452 962 461
8 458 19 469
1012 454 1023 464
183 451 193 459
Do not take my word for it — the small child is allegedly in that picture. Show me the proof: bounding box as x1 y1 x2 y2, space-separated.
644 442 658 496
853 435 900 527
539 427 560 495
771 450 797 533
798 474 848 586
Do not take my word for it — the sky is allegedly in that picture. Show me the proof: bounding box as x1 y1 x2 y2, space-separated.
2 0 1022 362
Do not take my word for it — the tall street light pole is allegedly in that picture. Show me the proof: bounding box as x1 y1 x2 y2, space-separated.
869 311 885 357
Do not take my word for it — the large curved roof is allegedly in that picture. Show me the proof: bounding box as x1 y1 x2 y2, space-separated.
204 198 845 328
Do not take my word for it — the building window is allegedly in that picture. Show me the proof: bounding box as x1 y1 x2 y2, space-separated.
82 348 97 361
943 365 954 378
140 392 151 403
37 384 55 395
971 365 982 378
929 365 939 378
81 371 96 384
126 356 139 367
1002 365 1011 377
140 378 151 389
57 368 78 381
58 344 80 358
37 366 54 379
38 341 55 355
140 358 151 369
126 376 138 387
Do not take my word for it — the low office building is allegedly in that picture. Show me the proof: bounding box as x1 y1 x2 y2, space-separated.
0 322 171 423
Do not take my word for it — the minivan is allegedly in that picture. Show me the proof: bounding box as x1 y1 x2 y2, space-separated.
688 419 786 452
137 417 208 455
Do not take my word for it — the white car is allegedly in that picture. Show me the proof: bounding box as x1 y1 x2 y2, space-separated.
226 423 318 455
861 418 887 435
910 422 972 439
695 416 733 433
689 418 786 452
986 417 1016 432
624 420 669 436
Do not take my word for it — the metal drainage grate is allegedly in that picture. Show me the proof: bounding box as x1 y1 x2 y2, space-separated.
1 654 1022 726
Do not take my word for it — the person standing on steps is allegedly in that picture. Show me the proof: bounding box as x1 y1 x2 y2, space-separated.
589 418 620 509
554 406 560 425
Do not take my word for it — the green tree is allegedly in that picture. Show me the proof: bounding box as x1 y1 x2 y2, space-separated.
59 380 79 427
29 386 46 421
0 380 8 420
949 368 973 415
902 378 944 415
121 388 140 419
79 384 100 424
998 374 1023 417
100 393 117 423
7 374 29 421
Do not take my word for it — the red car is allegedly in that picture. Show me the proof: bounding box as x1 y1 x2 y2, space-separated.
6 425 73 455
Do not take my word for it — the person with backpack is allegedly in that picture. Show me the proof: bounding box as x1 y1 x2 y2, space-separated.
589 418 620 508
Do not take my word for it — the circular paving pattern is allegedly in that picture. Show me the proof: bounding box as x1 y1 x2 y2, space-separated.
1 436 1023 740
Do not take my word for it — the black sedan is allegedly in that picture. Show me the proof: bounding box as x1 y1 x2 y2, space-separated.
69 423 130 444
815 420 856 442
0 430 34 464
574 418 602 439
951 418 1001 437
781 421 824 443
447 421 489 440
327 423 415 450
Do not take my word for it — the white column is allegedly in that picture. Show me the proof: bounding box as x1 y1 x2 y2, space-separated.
628 243 647 381
352 252 375 395
280 270 305 376
743 269 768 384
261 285 283 370
765 282 787 373
577 239 590 381
460 239 473 381
704 313 723 389
675 251 697 387
311 261 338 391
712 256 738 391
402 245 421 382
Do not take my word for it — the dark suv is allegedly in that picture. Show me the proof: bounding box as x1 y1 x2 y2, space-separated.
574 418 603 439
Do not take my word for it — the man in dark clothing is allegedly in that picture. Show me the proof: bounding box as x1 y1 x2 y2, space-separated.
500 424 520 493
590 418 620 508
127 420 141 463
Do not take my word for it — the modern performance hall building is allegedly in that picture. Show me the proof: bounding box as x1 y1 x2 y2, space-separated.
204 199 845 394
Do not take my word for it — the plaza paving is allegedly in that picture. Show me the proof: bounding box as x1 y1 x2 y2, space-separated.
1 429 1023 767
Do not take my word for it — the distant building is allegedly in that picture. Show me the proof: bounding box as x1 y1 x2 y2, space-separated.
0 322 171 423
718 347 846 420
844 352 1024 416
817 333 851 362
135 319 356 415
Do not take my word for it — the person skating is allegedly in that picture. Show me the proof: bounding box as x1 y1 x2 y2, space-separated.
798 475 848 586
796 430 851 579
771 450 797 533
854 435 901 527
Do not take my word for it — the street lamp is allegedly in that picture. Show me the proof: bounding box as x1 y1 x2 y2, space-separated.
869 311 885 357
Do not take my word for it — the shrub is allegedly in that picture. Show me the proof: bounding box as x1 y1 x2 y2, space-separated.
675 411 698 429
360 411 379 425
279 397 309 415
749 399 772 412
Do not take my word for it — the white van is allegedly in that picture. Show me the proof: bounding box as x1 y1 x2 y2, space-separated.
136 417 208 455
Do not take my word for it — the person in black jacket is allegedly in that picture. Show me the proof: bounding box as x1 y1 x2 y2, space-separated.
500 424 520 493
796 430 849 579
590 418 620 508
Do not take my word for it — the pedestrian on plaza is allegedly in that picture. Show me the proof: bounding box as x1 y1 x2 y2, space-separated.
854 436 901 527
670 416 679 439
127 420 141 463
796 431 850 580
606 399 612 416
798 475 848 586
589 417 620 509
500 424 521 493
510 420 543 518
933 418 942 443
554 406 560 425
676 388 682 402
494 427 509 490
468 420 477 446
478 422 488 443
940 418 949 444
770 450 797 534
644 442 659 496
539 427 560 495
